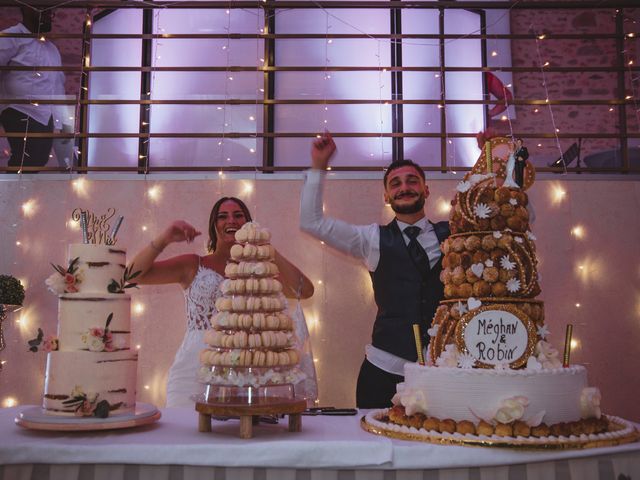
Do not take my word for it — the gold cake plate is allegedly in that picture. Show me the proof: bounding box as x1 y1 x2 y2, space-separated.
361 410 640 450
15 403 161 432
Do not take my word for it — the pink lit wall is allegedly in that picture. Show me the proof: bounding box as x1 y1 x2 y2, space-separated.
0 174 639 422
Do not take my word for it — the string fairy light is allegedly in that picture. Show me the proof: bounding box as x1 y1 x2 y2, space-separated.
217 1 234 167
376 39 386 163
532 29 567 174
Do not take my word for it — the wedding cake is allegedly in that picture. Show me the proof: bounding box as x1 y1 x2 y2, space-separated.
364 136 638 447
42 244 137 417
199 222 306 400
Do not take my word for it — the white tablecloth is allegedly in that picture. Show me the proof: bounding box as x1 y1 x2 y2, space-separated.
1 407 640 480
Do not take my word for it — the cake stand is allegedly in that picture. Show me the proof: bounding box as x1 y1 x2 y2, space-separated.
15 402 161 432
361 409 640 450
0 303 22 353
195 379 306 439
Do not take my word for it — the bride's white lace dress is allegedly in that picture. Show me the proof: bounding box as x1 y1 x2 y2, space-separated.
165 262 223 407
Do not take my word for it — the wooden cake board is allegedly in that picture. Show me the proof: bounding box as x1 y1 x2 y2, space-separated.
195 398 307 438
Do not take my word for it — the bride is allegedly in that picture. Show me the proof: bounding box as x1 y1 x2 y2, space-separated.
502 142 519 188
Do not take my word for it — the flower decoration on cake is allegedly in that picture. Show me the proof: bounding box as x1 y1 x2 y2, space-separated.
580 387 602 419
535 340 562 370
27 328 59 353
46 257 82 294
493 396 529 424
457 352 476 369
536 324 550 339
506 278 521 293
473 203 492 219
436 344 459 368
81 313 115 352
62 386 111 418
500 255 516 271
534 340 562 369
107 264 141 294
456 181 472 193
392 386 428 416
527 231 537 241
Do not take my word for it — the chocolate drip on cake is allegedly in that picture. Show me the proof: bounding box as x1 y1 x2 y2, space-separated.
60 297 125 302
44 394 69 400
97 357 138 364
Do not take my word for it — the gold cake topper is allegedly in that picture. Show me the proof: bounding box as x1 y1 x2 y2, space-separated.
71 208 124 245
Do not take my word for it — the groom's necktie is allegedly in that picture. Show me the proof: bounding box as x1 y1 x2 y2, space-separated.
404 226 431 278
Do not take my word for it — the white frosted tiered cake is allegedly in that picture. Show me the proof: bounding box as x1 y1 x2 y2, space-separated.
43 244 137 417
199 222 305 402
364 137 638 447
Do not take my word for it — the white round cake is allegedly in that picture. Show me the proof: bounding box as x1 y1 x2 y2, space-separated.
43 244 137 416
400 363 588 425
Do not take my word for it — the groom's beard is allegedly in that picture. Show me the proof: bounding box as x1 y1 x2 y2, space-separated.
390 192 425 214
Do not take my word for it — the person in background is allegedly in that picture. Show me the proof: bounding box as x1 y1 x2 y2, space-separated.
0 7 73 172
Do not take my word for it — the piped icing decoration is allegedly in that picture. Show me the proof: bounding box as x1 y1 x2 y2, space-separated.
456 181 472 193
500 255 516 271
494 360 510 371
474 203 492 219
536 324 550 339
456 300 468 315
427 324 439 337
436 344 459 368
392 385 429 416
467 297 482 311
506 278 521 293
470 263 484 278
580 387 602 419
457 352 476 369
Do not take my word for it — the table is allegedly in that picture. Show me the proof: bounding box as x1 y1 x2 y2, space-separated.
1 407 639 480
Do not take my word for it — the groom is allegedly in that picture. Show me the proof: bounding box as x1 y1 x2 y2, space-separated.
300 131 450 408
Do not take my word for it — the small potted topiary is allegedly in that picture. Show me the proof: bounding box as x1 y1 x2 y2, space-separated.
0 275 25 306
0 275 24 352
